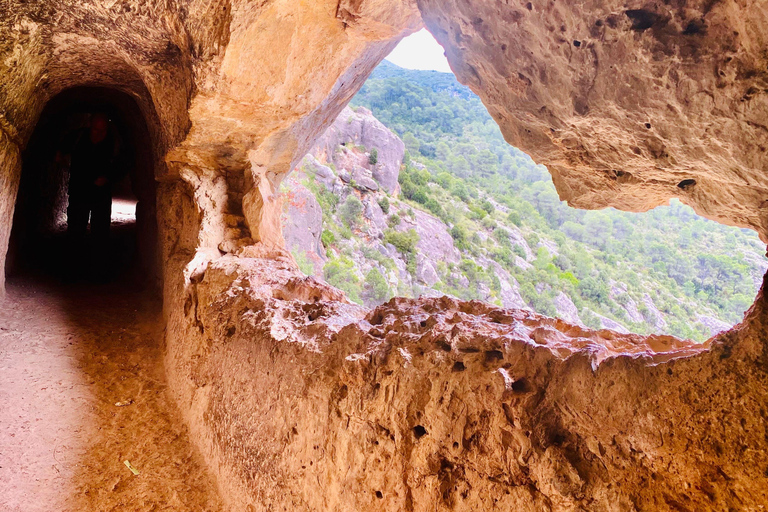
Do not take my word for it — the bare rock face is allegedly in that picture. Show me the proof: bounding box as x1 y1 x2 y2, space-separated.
281 175 326 272
418 0 768 240
554 291 582 326
312 106 405 194
0 132 20 296
400 208 461 265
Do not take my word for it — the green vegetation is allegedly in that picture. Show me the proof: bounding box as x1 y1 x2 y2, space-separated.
384 228 419 275
339 60 765 341
378 195 390 214
289 62 764 340
338 195 363 229
364 268 391 304
323 255 362 304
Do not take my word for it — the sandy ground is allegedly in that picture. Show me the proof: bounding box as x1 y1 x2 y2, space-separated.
0 271 222 510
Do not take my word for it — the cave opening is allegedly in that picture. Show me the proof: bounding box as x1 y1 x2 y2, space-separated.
5 86 160 289
283 29 766 343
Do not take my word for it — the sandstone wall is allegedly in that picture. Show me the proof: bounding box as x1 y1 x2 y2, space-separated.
0 131 21 296
166 250 768 510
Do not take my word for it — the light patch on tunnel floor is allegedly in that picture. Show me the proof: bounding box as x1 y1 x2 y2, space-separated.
111 198 137 224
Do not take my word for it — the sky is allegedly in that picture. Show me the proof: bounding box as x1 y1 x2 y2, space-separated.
385 29 452 73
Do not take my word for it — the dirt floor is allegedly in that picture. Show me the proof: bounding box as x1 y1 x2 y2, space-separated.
0 223 223 511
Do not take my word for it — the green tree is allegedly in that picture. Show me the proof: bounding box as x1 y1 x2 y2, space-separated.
339 195 363 228
378 195 390 214
324 256 362 304
363 268 391 305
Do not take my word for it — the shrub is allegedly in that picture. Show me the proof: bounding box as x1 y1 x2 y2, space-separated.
451 224 468 250
363 268 391 305
493 227 511 247
324 256 362 304
424 197 446 219
525 232 540 248
507 210 521 226
339 195 363 228
468 203 488 220
378 195 390 214
387 213 401 228
368 148 378 165
481 216 496 230
450 180 470 202
385 228 419 256
321 229 336 248
578 276 610 303
292 250 315 276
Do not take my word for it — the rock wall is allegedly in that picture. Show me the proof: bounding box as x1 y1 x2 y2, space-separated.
166 249 768 510
2 1 768 510
419 0 768 239
0 131 21 296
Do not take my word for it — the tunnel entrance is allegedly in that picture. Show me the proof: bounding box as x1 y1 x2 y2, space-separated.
6 87 159 287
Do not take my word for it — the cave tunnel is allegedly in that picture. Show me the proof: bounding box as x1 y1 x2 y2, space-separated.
5 86 160 288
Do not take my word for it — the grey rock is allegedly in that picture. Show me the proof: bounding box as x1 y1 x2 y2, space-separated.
281 178 326 275
482 259 527 310
415 253 439 287
312 106 404 194
696 315 732 337
622 297 644 324
592 312 630 334
363 197 388 236
514 255 532 270
400 208 460 264
538 239 559 257
554 292 582 326
350 166 379 191
642 293 668 330
506 227 533 260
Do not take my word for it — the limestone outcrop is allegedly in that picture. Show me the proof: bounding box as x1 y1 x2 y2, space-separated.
2 1 768 510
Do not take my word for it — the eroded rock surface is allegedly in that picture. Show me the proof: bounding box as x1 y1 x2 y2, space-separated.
166 250 768 510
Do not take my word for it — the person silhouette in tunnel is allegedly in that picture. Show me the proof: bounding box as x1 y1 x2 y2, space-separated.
59 112 121 240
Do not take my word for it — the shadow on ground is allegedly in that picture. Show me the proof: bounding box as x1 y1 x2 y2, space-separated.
0 221 222 512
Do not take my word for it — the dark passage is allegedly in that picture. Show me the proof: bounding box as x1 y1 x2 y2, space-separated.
6 87 159 287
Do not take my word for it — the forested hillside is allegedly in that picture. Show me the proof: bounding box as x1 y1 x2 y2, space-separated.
282 61 766 342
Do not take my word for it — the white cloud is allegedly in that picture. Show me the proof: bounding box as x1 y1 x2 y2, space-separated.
385 29 452 73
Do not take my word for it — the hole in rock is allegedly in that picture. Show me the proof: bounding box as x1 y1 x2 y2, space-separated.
283 29 765 344
510 378 532 393
678 179 696 190
6 87 160 288
375 491 383 499
413 425 428 439
625 9 660 31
